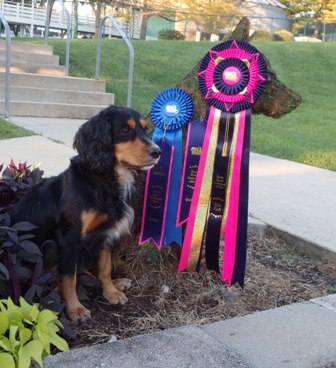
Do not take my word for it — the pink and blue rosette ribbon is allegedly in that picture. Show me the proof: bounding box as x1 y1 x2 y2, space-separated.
178 40 268 287
139 88 194 248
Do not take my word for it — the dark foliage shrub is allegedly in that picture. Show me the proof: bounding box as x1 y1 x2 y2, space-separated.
158 28 186 40
273 29 295 41
0 161 98 336
0 161 62 309
249 29 272 42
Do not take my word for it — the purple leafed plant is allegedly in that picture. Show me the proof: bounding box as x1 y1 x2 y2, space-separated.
0 161 62 312
0 160 95 332
0 159 44 206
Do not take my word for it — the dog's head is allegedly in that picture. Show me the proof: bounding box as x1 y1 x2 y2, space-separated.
73 106 161 172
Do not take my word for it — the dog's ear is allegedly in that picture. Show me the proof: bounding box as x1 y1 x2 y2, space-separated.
73 109 115 171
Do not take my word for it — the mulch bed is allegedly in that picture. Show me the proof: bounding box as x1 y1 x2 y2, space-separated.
69 231 336 349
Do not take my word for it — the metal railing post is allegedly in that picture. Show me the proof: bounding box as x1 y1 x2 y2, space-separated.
95 15 134 108
0 10 11 118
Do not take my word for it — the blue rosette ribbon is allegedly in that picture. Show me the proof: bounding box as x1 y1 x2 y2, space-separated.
139 88 194 247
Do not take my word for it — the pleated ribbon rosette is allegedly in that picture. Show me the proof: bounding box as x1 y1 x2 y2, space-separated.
178 40 268 287
139 88 194 248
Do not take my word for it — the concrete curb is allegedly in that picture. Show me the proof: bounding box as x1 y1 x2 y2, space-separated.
44 296 336 368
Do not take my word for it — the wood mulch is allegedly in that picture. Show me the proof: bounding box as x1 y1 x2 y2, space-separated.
68 231 336 349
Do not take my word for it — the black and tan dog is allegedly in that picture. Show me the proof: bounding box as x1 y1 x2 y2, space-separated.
10 106 161 321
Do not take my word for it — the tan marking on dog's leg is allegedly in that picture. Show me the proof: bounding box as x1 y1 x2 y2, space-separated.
81 210 108 237
98 248 128 305
60 275 91 321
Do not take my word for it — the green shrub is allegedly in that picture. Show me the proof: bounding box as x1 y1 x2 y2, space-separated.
273 29 295 41
249 29 272 42
0 297 69 368
158 29 185 40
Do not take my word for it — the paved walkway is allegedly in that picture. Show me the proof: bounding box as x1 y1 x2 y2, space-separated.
1 117 336 367
44 295 336 368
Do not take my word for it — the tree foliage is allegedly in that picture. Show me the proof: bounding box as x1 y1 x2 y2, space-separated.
103 0 241 39
282 0 336 20
180 0 240 34
281 0 336 38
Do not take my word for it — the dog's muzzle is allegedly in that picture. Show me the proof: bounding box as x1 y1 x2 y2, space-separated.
149 142 161 162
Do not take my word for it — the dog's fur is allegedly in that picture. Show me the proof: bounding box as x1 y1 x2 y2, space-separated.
9 106 161 321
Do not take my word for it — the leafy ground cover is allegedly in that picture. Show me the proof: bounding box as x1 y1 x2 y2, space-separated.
21 38 335 172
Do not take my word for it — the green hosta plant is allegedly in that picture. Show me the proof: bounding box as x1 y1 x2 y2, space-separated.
0 297 69 368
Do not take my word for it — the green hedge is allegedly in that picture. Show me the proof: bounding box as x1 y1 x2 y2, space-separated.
273 29 295 41
158 29 186 40
249 29 272 42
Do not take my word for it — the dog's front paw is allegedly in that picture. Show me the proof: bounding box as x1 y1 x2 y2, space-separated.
113 278 132 291
66 302 91 321
104 289 128 305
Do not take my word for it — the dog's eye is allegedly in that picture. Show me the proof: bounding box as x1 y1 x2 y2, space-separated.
122 126 131 134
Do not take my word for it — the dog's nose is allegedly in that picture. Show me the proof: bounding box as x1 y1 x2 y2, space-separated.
149 145 161 159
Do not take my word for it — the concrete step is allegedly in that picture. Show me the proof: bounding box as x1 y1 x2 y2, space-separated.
3 51 60 65
0 39 54 55
0 62 65 75
0 72 107 92
0 100 108 119
3 84 114 105
0 39 115 119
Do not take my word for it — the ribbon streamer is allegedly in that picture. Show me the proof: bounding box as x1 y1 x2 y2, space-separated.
139 140 174 248
204 112 235 272
222 109 251 286
178 106 219 272
140 88 194 247
176 116 208 227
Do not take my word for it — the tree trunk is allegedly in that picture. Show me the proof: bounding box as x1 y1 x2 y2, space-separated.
314 21 320 39
139 13 150 40
94 3 102 39
44 0 56 43
47 0 56 26
73 0 78 38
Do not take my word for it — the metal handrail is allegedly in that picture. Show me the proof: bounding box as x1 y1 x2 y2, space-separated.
0 10 11 118
44 0 70 76
96 15 134 107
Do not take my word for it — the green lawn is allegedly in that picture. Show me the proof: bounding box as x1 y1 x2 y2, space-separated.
252 42 336 171
10 39 336 171
0 117 34 140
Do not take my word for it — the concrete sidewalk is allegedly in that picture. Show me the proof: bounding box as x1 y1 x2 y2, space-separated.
1 117 336 367
10 116 84 147
249 153 336 260
44 295 336 368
